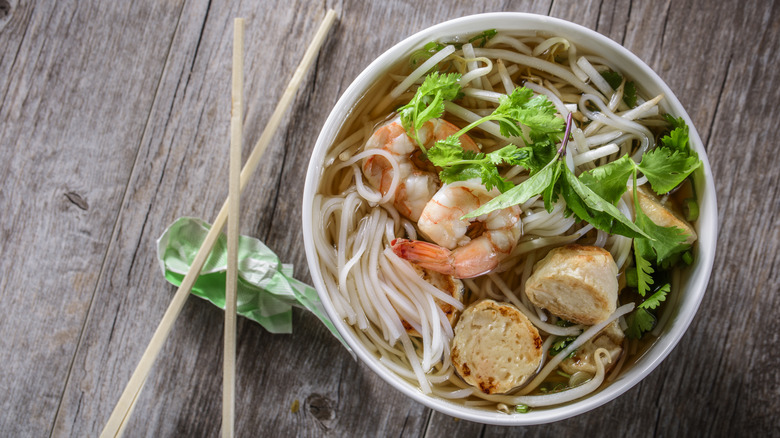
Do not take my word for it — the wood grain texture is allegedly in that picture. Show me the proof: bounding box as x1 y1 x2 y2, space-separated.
0 0 184 436
0 0 777 436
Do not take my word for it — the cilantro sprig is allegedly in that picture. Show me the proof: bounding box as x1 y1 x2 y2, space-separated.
626 283 670 339
397 72 699 341
464 113 651 239
398 72 462 153
425 87 565 193
399 73 566 193
427 143 533 192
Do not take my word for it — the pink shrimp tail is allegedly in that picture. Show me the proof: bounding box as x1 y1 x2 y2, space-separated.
391 238 500 279
391 239 457 276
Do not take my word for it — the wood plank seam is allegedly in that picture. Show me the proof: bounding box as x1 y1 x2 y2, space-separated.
0 2 33 111
703 53 733 150
185 0 213 89
621 0 633 46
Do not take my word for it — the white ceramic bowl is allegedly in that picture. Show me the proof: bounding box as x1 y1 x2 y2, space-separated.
302 12 717 425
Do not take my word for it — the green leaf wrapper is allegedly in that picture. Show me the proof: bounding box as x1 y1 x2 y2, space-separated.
157 217 350 351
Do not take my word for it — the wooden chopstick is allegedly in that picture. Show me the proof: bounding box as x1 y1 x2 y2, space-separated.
100 9 338 437
223 17 244 438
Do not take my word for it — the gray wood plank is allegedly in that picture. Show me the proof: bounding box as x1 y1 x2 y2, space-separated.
0 1 185 436
0 0 775 436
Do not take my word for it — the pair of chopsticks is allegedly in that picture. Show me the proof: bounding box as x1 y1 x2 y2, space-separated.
101 10 337 437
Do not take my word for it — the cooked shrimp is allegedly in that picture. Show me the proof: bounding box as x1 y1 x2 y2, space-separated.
391 179 523 278
362 117 479 221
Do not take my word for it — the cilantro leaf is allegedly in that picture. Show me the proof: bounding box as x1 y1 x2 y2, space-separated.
625 308 656 339
578 154 635 204
492 89 565 137
426 135 470 166
405 79 565 197
637 147 701 194
488 144 534 167
636 115 700 195
523 132 558 174
634 240 655 297
661 115 691 151
429 141 530 193
397 72 462 151
626 284 669 339
639 283 669 310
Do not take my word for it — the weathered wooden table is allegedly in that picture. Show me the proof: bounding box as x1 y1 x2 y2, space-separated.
2 0 777 436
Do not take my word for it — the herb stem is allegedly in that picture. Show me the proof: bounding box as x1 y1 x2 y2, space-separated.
557 112 574 156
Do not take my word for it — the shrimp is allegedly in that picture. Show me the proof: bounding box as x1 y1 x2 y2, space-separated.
362 117 479 221
391 179 523 278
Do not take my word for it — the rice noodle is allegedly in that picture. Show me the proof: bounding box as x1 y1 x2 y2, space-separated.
578 93 655 160
576 56 614 97
390 45 456 98
485 348 612 406
517 303 635 395
472 48 603 97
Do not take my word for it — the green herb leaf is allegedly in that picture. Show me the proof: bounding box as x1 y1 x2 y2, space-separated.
634 202 690 264
626 284 669 339
600 70 637 107
426 135 472 166
549 336 577 358
493 88 565 137
639 283 669 310
525 132 558 174
429 141 531 193
561 165 650 239
468 29 498 47
661 115 692 152
625 308 656 339
408 80 565 196
600 71 623 89
463 158 562 218
487 144 532 166
634 240 655 297
397 72 462 151
623 81 637 107
637 147 701 195
578 154 636 204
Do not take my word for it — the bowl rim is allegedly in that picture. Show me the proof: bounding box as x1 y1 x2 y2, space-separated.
302 11 718 425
